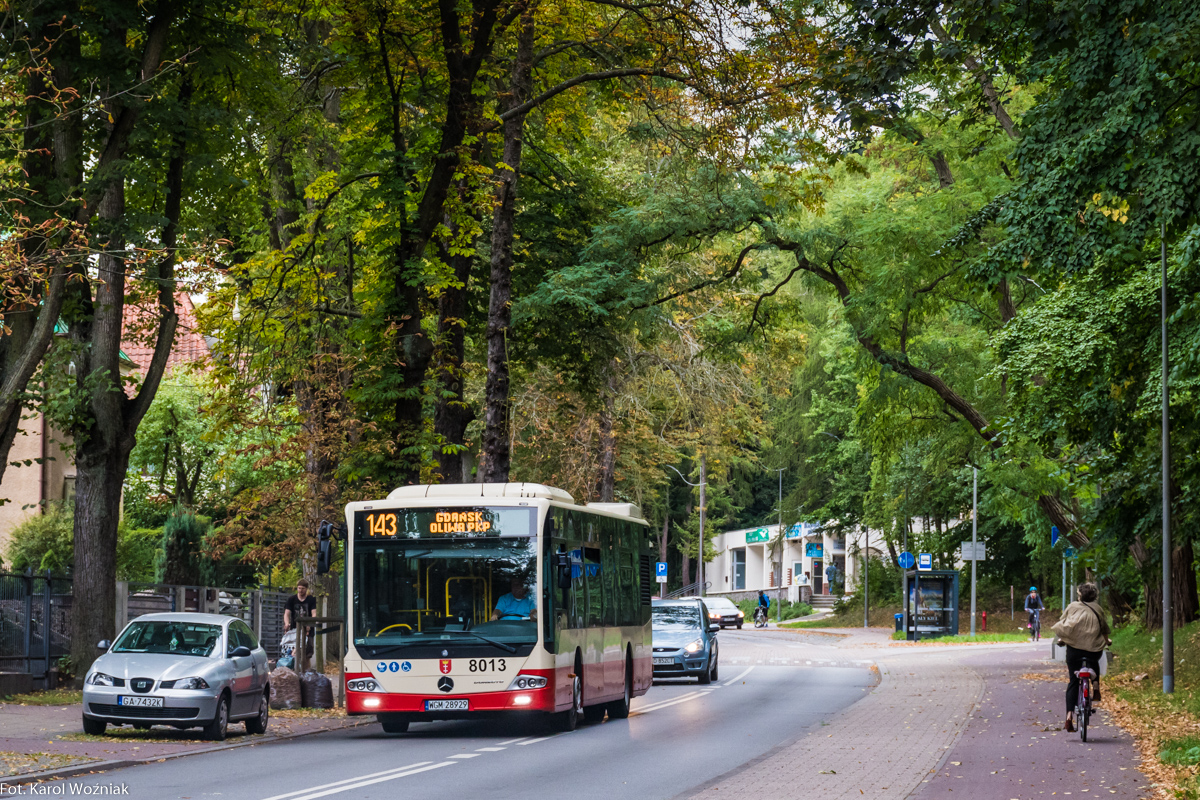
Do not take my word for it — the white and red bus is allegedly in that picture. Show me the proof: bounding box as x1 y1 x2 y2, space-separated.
340 483 654 732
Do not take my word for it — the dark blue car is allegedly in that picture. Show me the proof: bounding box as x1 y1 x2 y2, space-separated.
651 599 719 684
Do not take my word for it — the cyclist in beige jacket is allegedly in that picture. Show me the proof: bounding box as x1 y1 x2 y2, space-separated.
1051 582 1111 732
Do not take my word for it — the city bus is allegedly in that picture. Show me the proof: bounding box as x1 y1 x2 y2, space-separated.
337 483 654 732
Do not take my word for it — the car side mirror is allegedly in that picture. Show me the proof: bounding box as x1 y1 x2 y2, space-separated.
97 639 111 650
709 624 720 633
230 646 252 658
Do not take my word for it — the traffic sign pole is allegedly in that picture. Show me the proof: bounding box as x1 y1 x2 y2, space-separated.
971 467 977 637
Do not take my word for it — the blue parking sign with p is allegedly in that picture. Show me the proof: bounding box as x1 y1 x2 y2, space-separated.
656 562 668 578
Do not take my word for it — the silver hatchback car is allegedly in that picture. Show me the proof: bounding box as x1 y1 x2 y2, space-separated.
82 612 270 740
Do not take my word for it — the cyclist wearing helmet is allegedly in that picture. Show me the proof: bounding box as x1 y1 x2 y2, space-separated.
1024 586 1045 639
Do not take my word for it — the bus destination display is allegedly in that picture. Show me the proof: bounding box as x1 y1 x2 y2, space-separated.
353 507 535 539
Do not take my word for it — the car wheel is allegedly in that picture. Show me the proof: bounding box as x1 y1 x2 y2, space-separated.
555 672 582 732
737 622 743 629
710 655 719 682
82 716 106 736
245 691 269 734
203 694 230 741
379 714 409 734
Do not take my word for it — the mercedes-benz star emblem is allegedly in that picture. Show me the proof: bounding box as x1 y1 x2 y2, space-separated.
437 677 454 693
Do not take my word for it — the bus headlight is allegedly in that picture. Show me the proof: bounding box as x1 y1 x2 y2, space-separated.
348 679 382 692
507 674 548 691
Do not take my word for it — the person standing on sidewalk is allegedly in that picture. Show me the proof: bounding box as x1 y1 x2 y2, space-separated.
1052 582 1111 732
284 579 317 660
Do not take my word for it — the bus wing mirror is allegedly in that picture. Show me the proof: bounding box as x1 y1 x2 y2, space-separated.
316 520 340 575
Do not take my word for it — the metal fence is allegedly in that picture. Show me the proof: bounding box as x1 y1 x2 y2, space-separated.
117 583 292 658
0 571 72 679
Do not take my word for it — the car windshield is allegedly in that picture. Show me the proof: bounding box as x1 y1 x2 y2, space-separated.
353 521 539 653
113 622 222 657
652 605 701 631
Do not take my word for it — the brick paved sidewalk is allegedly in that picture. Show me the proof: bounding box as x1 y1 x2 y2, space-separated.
681 640 1153 800
0 700 366 786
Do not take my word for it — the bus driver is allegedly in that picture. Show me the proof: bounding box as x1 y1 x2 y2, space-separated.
492 575 537 622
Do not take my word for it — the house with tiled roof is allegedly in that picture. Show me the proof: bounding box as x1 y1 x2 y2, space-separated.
0 296 209 557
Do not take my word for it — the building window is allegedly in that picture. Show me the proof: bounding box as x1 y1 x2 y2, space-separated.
63 476 76 504
731 549 746 591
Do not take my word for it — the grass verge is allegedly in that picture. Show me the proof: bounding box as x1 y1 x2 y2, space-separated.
1 689 82 706
1105 620 1200 799
0 751 97 777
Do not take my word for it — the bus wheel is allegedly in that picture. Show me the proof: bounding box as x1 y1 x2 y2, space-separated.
555 673 582 732
607 659 633 719
378 714 409 734
583 704 606 723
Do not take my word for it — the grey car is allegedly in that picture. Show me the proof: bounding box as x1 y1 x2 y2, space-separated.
82 612 270 740
651 600 719 684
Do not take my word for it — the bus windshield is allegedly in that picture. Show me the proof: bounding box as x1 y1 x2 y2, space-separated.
353 514 539 653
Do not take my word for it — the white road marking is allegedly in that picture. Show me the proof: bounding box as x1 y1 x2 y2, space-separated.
515 736 553 745
475 746 506 752
635 691 701 713
498 736 530 745
633 692 710 715
724 666 755 686
259 762 448 800
448 753 481 759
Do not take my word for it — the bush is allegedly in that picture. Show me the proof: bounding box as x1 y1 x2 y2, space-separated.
4 502 163 581
4 502 73 574
157 506 214 585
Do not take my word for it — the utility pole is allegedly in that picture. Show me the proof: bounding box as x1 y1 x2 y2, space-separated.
1162 221 1174 694
970 467 978 637
699 454 707 598
863 527 869 629
776 467 784 624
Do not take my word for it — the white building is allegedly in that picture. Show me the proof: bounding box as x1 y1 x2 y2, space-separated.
706 522 886 603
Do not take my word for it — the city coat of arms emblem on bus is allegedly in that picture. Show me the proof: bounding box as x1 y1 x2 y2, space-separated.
439 659 452 674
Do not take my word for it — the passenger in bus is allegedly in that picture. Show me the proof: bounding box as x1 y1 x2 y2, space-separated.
491 576 536 621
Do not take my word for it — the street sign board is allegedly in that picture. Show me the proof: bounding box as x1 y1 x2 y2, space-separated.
917 552 933 571
898 551 915 569
960 541 987 561
1063 547 1076 559
656 562 668 583
1051 525 1060 547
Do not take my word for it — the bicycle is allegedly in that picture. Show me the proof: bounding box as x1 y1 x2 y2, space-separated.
1074 663 1096 742
753 607 768 628
1028 609 1041 642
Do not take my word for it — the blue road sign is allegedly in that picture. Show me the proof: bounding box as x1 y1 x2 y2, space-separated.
1051 525 1060 547
1063 547 1076 559
917 553 933 571
898 551 916 569
656 562 668 578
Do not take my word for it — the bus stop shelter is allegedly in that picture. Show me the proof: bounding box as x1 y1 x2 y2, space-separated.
903 569 959 640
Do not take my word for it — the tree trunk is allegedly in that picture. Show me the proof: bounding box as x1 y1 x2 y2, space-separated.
931 151 954 188
434 240 476 483
480 7 536 483
1134 536 1199 630
928 18 1019 140
596 370 617 501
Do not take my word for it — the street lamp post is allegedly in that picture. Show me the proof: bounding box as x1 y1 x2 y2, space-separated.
667 461 708 597
970 467 977 637
776 467 785 624
1162 220 1174 694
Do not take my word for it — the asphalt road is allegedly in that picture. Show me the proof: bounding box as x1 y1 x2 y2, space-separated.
56 633 875 800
